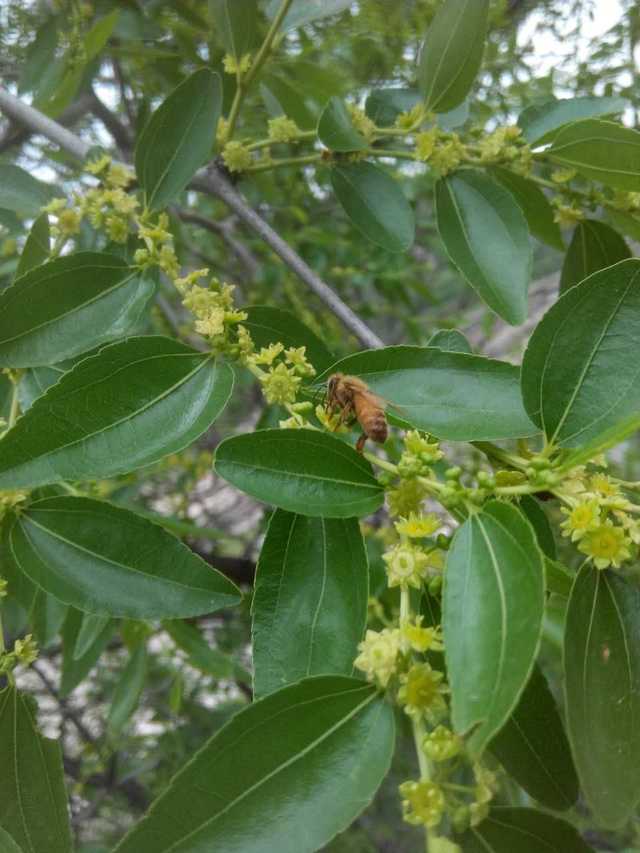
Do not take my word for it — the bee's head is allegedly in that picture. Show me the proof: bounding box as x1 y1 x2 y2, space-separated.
327 373 343 396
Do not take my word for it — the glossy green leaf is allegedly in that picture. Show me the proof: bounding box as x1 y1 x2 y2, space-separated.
114 676 394 853
215 428 384 518
331 162 415 252
210 0 256 58
135 69 222 210
0 826 24 853
0 688 72 853
61 608 115 697
547 119 640 191
490 166 563 250
243 305 334 372
607 207 640 242
260 76 316 128
490 664 578 810
443 501 544 756
545 557 574 598
519 495 556 559
521 259 640 447
436 169 531 324
164 619 251 682
364 88 420 127
0 165 57 216
418 0 489 113
15 212 49 278
565 565 640 828
316 347 537 442
519 95 628 146
462 807 594 852
426 329 472 353
252 510 368 698
0 253 154 367
0 336 234 489
318 97 367 152
559 410 640 471
74 613 110 660
560 219 630 293
31 589 67 648
9 496 241 618
267 0 352 30
108 643 148 734
18 364 67 411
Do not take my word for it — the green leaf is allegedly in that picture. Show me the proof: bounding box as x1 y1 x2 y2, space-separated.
519 495 556 559
364 88 421 127
252 510 368 698
545 557 574 598
317 97 367 152
436 169 532 325
266 0 352 30
18 17 58 95
0 336 233 489
331 162 415 252
74 613 110 660
426 329 472 353
0 165 57 216
243 305 334 372
443 501 544 756
418 0 489 113
462 807 594 852
135 69 222 210
260 76 316 128
164 619 250 682
210 0 256 58
560 219 630 293
565 565 640 828
518 95 628 146
8 496 241 618
0 688 72 853
31 589 67 647
547 119 640 191
15 212 49 278
215 428 384 518
61 608 115 697
490 167 563 251
0 253 154 367
0 826 24 853
315 347 537 442
521 259 640 447
560 411 640 471
490 664 578 810
108 642 148 734
18 364 67 411
114 676 394 853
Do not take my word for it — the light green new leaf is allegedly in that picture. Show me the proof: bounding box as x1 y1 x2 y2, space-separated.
108 643 148 734
418 0 489 113
9 496 241 618
15 212 49 278
243 305 334 372
426 328 472 353
518 95 628 146
331 162 415 252
0 252 154 367
547 119 640 191
266 0 352 30
252 510 368 698
318 97 367 151
210 0 256 58
114 676 394 853
0 336 234 489
215 428 384 518
316 347 537 442
164 619 251 682
521 259 640 447
0 688 72 853
490 166 563 250
443 501 544 757
560 219 630 293
0 165 58 216
565 565 640 828
135 69 222 210
462 807 594 852
436 169 532 324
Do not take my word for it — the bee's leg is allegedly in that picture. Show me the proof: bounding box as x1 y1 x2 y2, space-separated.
333 401 353 430
355 433 368 454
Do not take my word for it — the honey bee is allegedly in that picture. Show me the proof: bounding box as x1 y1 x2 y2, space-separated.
326 373 388 453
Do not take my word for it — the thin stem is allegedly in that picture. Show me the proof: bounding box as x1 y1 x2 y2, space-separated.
362 450 398 476
247 130 316 151
246 153 322 173
8 382 20 429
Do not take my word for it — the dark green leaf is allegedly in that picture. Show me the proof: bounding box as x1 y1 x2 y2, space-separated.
0 253 154 367
114 676 394 853
260 76 316 128
0 165 57 216
0 336 233 489
518 95 628 146
426 329 472 353
418 0 489 113
545 557 574 598
364 88 420 127
61 608 115 697
18 364 67 411
519 495 556 559
74 613 110 660
0 688 72 853
565 565 640 828
252 510 368 698
462 807 594 852
490 166 563 250
266 0 352 30
210 0 256 58
318 97 367 151
31 590 67 647
9 496 240 618
164 619 251 682
0 826 24 853
444 501 544 756
108 643 148 734
547 119 640 191
135 69 222 210
521 259 640 447
215 428 384 518
15 212 49 278
491 664 578 810
436 169 531 324
243 305 334 372
331 162 415 252
316 347 537 442
560 219 630 293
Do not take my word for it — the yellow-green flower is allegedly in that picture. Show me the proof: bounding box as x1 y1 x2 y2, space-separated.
387 478 428 517
395 103 425 131
423 725 463 762
578 521 631 569
399 779 445 828
398 662 447 719
14 634 38 665
590 473 620 498
0 578 7 599
284 346 315 377
395 512 440 538
560 499 601 541
415 129 438 161
262 363 302 405
401 617 443 653
383 543 430 589
57 208 81 236
222 52 252 75
354 627 401 687
252 342 284 366
268 116 300 143
222 141 253 173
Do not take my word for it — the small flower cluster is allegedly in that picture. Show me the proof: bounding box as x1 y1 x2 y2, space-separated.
174 269 247 344
268 116 301 144
0 489 29 521
415 130 467 176
0 633 39 676
222 53 252 75
222 141 254 174
347 104 376 142
240 335 316 408
477 125 531 174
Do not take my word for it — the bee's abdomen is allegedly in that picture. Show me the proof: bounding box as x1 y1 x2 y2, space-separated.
366 413 388 443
